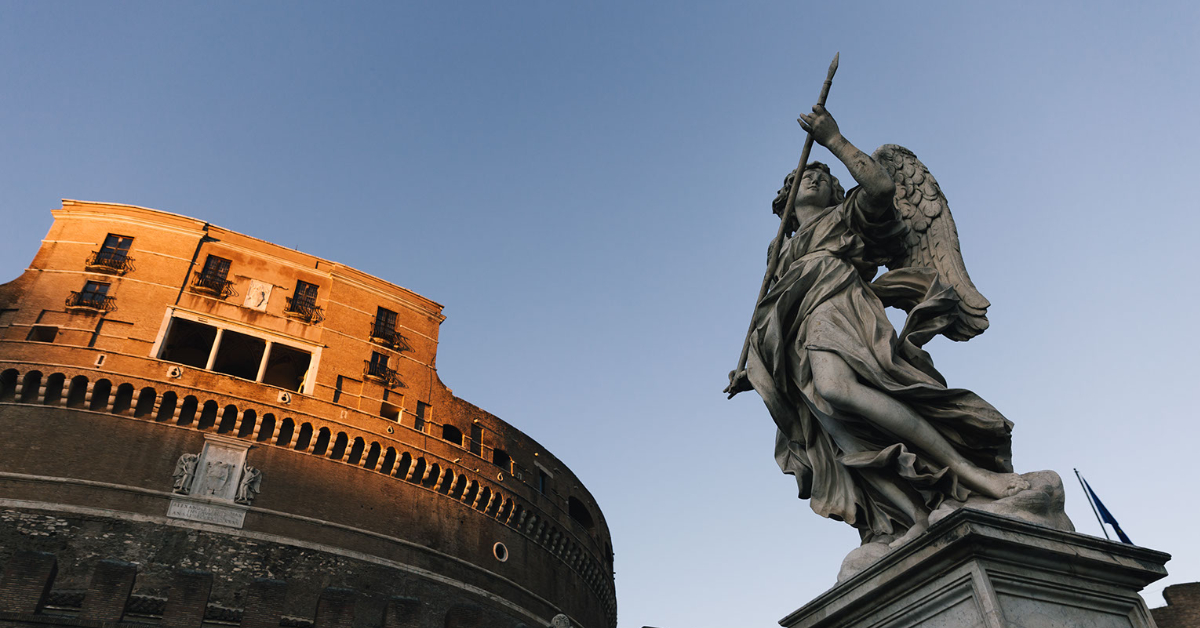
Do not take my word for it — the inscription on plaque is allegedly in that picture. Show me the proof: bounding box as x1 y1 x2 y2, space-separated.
167 499 247 528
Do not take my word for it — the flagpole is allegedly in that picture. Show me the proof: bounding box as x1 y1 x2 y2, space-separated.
1074 468 1110 541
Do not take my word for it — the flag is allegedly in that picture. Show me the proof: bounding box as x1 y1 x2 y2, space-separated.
1080 476 1133 545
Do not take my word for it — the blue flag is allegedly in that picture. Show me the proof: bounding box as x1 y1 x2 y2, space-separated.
1081 476 1133 545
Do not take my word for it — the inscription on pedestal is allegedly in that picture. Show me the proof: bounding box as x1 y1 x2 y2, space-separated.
167 499 247 528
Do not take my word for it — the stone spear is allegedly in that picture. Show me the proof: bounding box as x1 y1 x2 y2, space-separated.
728 52 839 398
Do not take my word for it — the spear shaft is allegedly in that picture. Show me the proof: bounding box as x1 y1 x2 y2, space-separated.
730 53 839 394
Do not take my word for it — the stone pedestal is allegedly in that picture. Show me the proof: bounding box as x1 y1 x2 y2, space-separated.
782 509 1170 628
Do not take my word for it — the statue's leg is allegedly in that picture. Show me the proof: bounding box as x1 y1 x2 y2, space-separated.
809 350 1027 500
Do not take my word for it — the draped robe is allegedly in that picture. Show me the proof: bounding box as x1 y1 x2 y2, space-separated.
744 186 1014 542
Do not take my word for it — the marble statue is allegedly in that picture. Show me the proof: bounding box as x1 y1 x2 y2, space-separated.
726 102 1071 555
235 465 262 505
171 453 199 494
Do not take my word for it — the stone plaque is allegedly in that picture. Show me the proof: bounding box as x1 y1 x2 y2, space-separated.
243 279 272 311
167 499 247 528
167 435 255 528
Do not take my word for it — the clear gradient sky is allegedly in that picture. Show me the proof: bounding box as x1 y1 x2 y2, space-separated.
2 2 1198 626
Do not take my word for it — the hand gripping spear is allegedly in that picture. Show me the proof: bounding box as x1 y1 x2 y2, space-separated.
727 52 839 398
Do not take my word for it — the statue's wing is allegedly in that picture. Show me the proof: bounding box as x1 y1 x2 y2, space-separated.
872 144 990 341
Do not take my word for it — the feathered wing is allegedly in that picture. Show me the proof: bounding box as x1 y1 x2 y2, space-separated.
872 144 990 342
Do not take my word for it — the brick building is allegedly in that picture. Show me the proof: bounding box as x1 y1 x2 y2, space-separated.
0 200 615 627
1152 583 1200 628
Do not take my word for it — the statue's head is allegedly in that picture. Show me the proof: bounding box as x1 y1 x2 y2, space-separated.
773 162 844 219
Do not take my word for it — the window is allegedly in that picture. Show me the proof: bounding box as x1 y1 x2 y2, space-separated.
442 424 463 446
469 424 482 456
374 307 397 337
87 234 135 273
493 448 510 469
201 255 231 283
100 234 133 259
415 401 428 432
294 280 318 306
67 281 113 311
369 351 388 371
193 255 233 297
157 316 313 392
285 280 324 323
537 470 548 494
569 496 596 532
26 326 58 343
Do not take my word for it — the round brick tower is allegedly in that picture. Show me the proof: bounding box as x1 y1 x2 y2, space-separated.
0 200 615 628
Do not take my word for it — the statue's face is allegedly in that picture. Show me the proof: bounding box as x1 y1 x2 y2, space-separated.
796 169 832 206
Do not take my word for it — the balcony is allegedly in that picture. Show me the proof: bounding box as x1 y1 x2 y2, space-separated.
284 298 325 324
191 271 236 299
65 291 116 313
369 323 411 352
364 360 401 388
85 251 136 275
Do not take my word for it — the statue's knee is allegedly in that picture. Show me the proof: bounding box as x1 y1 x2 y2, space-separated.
813 373 852 409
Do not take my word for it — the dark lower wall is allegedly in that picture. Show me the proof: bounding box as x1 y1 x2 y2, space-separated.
0 403 609 628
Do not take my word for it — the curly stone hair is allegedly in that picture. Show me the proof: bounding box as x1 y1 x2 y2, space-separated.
771 161 845 219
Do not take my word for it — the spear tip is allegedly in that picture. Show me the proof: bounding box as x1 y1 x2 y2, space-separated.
829 52 839 77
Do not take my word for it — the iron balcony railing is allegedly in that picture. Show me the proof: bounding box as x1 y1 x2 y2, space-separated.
190 271 236 299
369 322 411 352
284 298 325 324
85 250 136 274
363 360 401 388
65 291 116 312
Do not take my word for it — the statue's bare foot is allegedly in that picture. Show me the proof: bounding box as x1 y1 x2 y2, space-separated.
958 467 1031 500
887 520 929 549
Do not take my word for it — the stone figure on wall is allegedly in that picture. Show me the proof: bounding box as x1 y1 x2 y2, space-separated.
203 461 234 497
171 453 199 494
726 103 1071 557
235 465 262 505
550 614 573 628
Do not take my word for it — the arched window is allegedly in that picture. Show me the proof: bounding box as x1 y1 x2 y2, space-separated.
347 437 365 465
364 442 381 470
313 428 332 456
177 396 199 426
42 373 66 406
380 447 397 475
0 369 19 401
89 379 112 411
442 424 463 446
155 391 178 422
257 414 276 442
569 496 596 532
134 387 157 418
20 371 43 403
198 401 219 430
237 409 257 438
111 383 135 414
276 418 295 447
67 376 89 408
329 432 348 460
217 405 238 433
294 423 313 451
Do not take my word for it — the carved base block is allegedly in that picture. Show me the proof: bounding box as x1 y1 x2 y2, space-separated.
781 509 1170 628
167 497 248 528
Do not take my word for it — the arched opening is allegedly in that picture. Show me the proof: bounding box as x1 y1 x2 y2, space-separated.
0 369 18 401
155 391 178 422
237 409 257 438
437 470 455 494
493 448 511 470
88 379 112 411
451 475 468 498
197 401 219 430
133 387 157 418
442 424 463 446
111 383 135 414
409 457 427 483
276 418 295 447
177 396 199 426
363 442 381 470
312 428 331 456
380 447 397 475
569 496 596 532
67 376 89 408
329 433 348 460
294 423 313 451
257 413 276 442
462 481 479 505
217 405 238 433
346 437 365 465
19 371 43 403
394 452 413 478
476 487 492 510
42 373 66 406
422 463 441 488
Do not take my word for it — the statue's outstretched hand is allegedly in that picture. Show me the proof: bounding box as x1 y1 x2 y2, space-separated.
797 104 841 148
725 369 752 399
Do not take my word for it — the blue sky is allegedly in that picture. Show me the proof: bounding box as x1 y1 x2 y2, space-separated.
3 2 1198 626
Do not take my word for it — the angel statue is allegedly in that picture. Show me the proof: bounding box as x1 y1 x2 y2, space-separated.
726 104 1071 565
